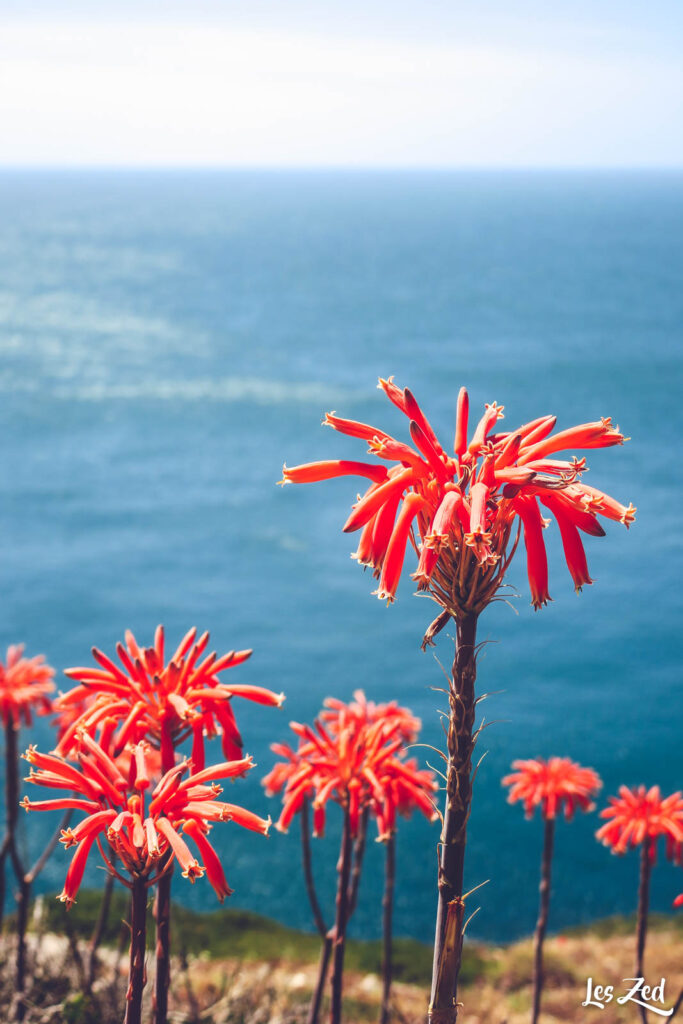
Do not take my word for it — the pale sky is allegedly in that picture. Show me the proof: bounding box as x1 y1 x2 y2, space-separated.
0 1 682 167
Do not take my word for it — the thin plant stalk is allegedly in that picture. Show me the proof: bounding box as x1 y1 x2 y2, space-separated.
380 833 396 1024
153 724 175 1024
307 808 369 1024
88 866 117 989
330 807 353 1024
1 719 21 915
3 719 29 1022
303 793 332 1024
309 937 334 1024
429 612 478 1024
302 796 327 939
3 714 72 1022
531 817 555 1024
347 808 369 917
634 843 652 1024
124 875 148 1024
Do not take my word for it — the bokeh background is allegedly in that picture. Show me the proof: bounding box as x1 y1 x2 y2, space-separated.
1 1 682 948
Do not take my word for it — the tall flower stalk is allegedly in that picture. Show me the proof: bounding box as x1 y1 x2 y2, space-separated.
324 692 425 1024
502 757 602 1024
23 734 270 1024
264 693 436 1024
280 376 634 1022
0 646 61 1021
596 785 683 1024
54 625 283 1024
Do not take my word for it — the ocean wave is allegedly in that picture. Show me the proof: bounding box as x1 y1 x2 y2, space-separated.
0 373 357 406
0 290 182 341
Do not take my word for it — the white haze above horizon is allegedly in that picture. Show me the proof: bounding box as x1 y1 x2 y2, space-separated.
0 4 682 168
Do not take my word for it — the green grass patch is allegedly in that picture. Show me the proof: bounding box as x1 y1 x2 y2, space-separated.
563 913 683 940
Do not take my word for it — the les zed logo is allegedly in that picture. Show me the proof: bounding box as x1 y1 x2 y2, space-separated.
583 977 674 1017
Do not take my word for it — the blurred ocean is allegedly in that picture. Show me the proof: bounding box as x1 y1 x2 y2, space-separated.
0 169 681 944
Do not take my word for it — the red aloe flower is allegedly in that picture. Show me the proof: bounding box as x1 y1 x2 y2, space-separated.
503 757 601 1024
266 699 437 1024
281 378 634 614
0 645 55 728
281 379 635 1024
321 688 421 744
22 732 268 907
270 704 437 841
262 741 302 799
596 785 683 862
503 757 602 821
54 626 284 769
597 789 683 1016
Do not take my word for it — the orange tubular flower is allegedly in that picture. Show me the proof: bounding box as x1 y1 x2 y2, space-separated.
0 645 55 728
267 701 437 841
503 757 602 821
54 626 284 770
280 377 634 617
596 785 683 862
22 734 268 907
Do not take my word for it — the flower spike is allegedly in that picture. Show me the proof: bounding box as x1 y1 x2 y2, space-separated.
280 377 633 615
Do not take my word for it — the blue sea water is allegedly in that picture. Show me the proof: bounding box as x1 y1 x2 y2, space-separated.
0 169 681 945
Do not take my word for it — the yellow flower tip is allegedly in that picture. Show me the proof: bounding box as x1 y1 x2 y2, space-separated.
58 890 75 910
277 463 290 487
322 411 335 426
20 797 30 812
182 862 205 883
621 503 637 527
275 692 286 708
263 814 273 837
485 402 505 420
275 821 289 835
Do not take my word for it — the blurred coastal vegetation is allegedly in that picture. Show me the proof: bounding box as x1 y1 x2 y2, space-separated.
1 893 680 1022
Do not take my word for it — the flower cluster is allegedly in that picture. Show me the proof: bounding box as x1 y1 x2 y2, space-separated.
503 757 602 820
264 694 437 840
320 688 421 743
22 732 269 907
281 377 634 615
54 626 284 769
0 645 55 729
596 785 683 862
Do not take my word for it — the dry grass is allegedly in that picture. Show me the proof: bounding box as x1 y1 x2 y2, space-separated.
0 920 681 1023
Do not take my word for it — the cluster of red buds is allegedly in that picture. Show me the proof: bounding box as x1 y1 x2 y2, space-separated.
597 785 683 862
503 756 602 821
23 626 282 902
264 691 437 840
18 626 283 1024
282 377 634 617
54 626 284 770
23 737 268 906
0 645 55 728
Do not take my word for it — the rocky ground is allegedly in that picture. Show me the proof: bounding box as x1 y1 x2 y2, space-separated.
0 906 680 1023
